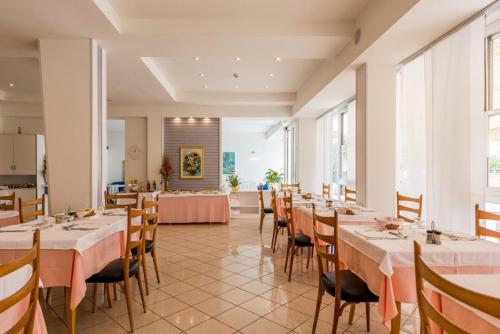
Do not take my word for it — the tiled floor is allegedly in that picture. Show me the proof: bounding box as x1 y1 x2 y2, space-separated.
43 218 420 333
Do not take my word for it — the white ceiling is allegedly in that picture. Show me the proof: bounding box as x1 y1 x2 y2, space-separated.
222 117 284 133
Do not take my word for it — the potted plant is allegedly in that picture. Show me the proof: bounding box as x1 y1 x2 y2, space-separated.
227 174 242 192
159 155 173 191
264 168 284 189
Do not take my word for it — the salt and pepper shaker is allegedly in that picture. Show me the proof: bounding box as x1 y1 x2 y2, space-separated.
426 221 442 245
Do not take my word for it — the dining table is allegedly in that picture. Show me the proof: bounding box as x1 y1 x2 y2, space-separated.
158 191 231 224
427 274 500 333
337 224 500 334
0 210 20 227
0 264 48 334
0 209 132 334
116 190 162 209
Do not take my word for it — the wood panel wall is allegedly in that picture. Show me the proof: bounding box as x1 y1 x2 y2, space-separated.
163 117 220 190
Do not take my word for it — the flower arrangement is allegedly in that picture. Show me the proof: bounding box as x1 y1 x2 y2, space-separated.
264 168 284 185
227 174 242 191
160 155 173 181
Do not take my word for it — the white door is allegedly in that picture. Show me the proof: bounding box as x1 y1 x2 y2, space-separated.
13 135 36 175
0 135 14 175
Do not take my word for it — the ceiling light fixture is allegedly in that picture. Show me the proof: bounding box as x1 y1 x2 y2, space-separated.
276 57 281 61
199 73 205 77
265 85 270 89
8 83 14 87
234 85 239 89
269 73 275 77
235 57 241 61
174 117 181 121
193 56 200 61
203 85 208 89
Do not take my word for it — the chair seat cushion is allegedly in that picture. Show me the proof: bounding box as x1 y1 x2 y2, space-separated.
131 240 154 256
288 233 313 247
277 219 287 227
321 270 379 303
263 208 274 214
86 258 139 284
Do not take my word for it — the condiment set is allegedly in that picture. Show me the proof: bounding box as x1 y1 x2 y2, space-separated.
426 221 442 245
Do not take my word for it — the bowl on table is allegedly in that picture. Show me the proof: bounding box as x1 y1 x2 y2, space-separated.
376 217 401 230
76 208 95 219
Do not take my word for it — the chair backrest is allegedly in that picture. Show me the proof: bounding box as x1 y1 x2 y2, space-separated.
142 198 159 241
414 241 500 334
396 192 423 223
281 183 300 192
0 192 15 211
270 188 279 222
311 204 341 290
104 192 138 209
18 195 45 224
322 184 330 198
258 184 265 211
345 187 356 203
0 230 40 334
475 204 500 239
282 192 296 239
125 208 146 276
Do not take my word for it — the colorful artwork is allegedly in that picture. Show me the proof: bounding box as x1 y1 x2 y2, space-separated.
180 147 204 179
223 152 235 175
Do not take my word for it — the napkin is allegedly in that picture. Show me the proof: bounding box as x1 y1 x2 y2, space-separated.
355 229 400 240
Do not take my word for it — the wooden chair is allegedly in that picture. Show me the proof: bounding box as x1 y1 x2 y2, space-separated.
475 204 500 239
104 192 138 209
270 188 287 253
258 184 273 234
344 187 356 203
414 241 500 334
0 192 15 211
311 205 378 333
0 230 40 334
134 198 161 295
18 195 45 224
283 192 314 282
86 208 147 332
281 183 300 192
322 184 331 198
396 192 423 223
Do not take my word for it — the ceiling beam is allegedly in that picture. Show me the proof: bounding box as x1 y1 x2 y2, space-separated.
175 92 295 106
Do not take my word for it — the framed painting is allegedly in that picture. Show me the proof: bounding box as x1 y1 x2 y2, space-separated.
180 146 204 179
223 152 235 175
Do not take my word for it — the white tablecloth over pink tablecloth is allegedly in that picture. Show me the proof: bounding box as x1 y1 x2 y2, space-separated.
0 265 47 334
158 193 230 224
0 210 20 228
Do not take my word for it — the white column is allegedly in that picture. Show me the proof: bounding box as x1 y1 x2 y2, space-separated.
39 39 106 213
296 118 318 193
147 114 163 185
357 62 397 215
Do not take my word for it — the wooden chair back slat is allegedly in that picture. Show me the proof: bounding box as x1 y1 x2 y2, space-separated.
0 230 40 334
322 184 330 198
258 184 265 210
414 241 500 334
345 188 356 203
283 192 296 240
475 204 500 239
104 192 138 209
281 183 300 192
0 192 15 211
397 192 423 223
271 189 279 222
142 198 159 236
18 195 45 224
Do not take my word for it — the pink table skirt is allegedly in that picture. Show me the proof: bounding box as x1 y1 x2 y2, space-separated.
338 239 500 331
158 195 231 224
0 213 20 228
1 298 47 334
0 231 125 310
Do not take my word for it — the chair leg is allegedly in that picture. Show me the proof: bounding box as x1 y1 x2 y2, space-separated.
259 213 264 234
365 303 371 332
123 278 135 332
271 222 277 250
306 247 311 269
348 304 356 324
312 284 324 334
151 248 161 283
136 269 147 313
284 242 291 273
92 284 98 313
332 300 341 334
288 246 295 282
142 249 150 295
113 283 117 300
105 284 113 308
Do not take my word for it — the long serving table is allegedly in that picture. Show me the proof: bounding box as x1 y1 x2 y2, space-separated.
0 211 132 334
337 225 500 334
158 192 231 224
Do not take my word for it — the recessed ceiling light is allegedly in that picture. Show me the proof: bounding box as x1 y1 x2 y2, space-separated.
8 83 14 87
276 57 281 61
199 73 205 77
269 73 275 77
193 56 200 61
235 57 241 61
234 85 239 89
203 85 208 89
265 85 270 89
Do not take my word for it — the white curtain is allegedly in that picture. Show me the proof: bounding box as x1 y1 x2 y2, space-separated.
397 17 486 234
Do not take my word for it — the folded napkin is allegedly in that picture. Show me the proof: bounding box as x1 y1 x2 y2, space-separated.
355 229 400 240
442 231 477 241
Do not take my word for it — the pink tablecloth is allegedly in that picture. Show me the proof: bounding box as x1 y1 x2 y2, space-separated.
0 211 20 228
158 194 231 224
1 298 47 334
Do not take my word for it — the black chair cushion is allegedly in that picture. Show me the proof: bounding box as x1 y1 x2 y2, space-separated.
86 258 139 284
288 233 314 247
131 240 154 255
263 208 274 214
321 270 379 303
277 219 287 228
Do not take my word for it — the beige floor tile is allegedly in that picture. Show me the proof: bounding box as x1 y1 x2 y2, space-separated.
221 273 254 286
264 305 310 330
199 280 235 295
149 297 190 317
278 281 314 295
165 307 211 331
176 288 213 305
219 288 256 305
260 288 300 305
239 296 280 316
159 281 195 296
114 310 160 332
286 295 327 316
224 262 252 273
186 318 235 334
293 318 334 334
215 306 260 330
350 316 390 334
79 320 128 334
183 274 216 287
134 319 181 334
169 269 200 280
240 318 289 334
205 268 235 279
193 296 235 316
239 280 273 294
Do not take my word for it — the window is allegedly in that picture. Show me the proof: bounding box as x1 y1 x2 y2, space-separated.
284 123 297 184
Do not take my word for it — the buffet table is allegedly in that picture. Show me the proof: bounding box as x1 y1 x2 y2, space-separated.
158 192 231 224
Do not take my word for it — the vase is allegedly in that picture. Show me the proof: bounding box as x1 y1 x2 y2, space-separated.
231 186 238 192
163 180 169 191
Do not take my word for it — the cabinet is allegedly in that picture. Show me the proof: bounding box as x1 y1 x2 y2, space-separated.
0 135 37 175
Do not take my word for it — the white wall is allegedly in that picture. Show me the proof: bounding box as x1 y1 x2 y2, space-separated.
107 121 125 183
296 118 319 193
222 131 283 189
124 117 147 184
0 117 44 134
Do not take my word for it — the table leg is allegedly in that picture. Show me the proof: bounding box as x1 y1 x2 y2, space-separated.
65 287 76 334
390 301 401 334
